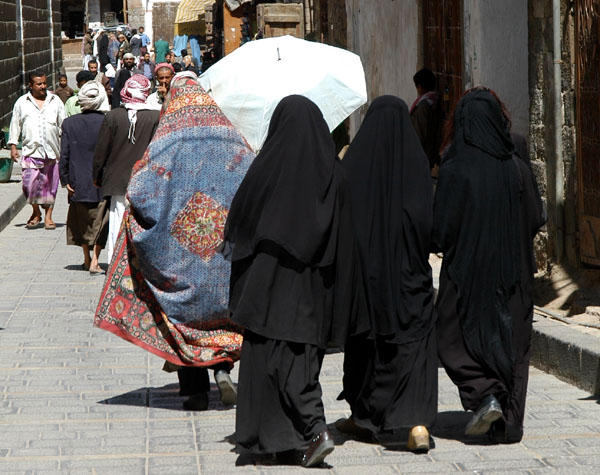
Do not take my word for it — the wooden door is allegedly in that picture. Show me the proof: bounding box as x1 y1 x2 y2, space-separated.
576 0 600 265
257 4 304 39
422 0 463 118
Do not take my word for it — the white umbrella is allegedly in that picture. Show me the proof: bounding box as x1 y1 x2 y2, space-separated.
198 35 367 152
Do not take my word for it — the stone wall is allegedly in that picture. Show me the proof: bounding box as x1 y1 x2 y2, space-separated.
529 0 577 268
0 0 63 130
127 0 146 32
345 0 420 137
463 0 530 138
153 1 181 46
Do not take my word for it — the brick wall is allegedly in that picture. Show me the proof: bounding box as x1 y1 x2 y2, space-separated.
0 0 63 130
0 1 22 130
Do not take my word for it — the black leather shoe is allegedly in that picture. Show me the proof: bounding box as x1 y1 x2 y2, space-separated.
465 394 503 436
335 417 372 440
301 430 334 467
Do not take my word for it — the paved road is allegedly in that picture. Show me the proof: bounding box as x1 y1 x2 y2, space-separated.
1 190 600 474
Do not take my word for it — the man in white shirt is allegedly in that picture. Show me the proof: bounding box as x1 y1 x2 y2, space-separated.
8 71 65 229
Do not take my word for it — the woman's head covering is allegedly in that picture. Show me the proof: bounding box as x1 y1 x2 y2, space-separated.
120 74 151 105
78 81 109 112
454 87 514 159
433 87 520 388
222 95 338 266
120 74 153 144
341 95 435 342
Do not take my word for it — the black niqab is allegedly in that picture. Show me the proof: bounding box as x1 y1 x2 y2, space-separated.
433 89 521 388
342 95 435 343
221 95 338 267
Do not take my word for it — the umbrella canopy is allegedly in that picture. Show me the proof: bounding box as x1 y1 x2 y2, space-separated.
198 35 367 152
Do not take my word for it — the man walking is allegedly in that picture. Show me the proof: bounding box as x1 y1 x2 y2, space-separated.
139 26 151 56
112 53 142 109
8 71 65 229
138 52 156 88
93 75 160 262
82 29 94 70
88 59 112 104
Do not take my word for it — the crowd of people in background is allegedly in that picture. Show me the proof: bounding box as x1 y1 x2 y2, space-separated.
6 25 545 467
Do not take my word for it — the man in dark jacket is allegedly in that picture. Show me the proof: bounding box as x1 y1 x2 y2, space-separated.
60 81 108 274
111 53 142 108
93 74 160 262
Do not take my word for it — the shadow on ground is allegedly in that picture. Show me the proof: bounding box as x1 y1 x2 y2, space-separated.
98 382 235 412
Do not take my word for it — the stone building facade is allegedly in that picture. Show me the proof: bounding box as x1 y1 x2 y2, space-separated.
322 0 593 270
0 0 63 129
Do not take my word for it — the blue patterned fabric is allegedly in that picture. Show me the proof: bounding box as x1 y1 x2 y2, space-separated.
126 80 255 324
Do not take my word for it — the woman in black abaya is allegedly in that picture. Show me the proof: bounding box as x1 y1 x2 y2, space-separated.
221 95 368 467
434 87 545 443
336 96 438 452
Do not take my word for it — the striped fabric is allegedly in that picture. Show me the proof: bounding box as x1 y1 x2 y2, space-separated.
174 0 213 24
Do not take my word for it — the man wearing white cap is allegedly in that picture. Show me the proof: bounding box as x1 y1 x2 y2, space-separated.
111 53 142 109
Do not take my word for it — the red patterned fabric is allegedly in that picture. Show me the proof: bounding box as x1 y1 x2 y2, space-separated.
94 212 243 367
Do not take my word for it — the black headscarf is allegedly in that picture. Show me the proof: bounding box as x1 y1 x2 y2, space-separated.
342 95 435 343
433 89 520 389
222 95 369 347
222 95 338 267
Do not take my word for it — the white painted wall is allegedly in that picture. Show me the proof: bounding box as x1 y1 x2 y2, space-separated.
463 0 529 136
346 0 420 135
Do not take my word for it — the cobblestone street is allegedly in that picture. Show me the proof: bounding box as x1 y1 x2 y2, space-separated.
1 190 600 474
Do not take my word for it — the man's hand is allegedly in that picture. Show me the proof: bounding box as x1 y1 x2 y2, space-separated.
66 184 75 196
10 145 20 162
157 84 168 98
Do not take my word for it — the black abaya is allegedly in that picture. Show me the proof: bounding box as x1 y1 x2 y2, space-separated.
434 90 545 442
338 96 438 431
223 95 368 454
235 331 327 453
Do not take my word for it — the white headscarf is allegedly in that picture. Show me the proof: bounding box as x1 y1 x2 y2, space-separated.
78 81 110 112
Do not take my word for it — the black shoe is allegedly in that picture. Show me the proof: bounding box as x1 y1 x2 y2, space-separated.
487 419 523 444
334 417 372 440
301 430 334 468
182 392 209 411
465 394 503 436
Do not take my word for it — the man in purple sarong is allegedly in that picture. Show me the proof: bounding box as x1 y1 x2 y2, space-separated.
9 71 65 229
